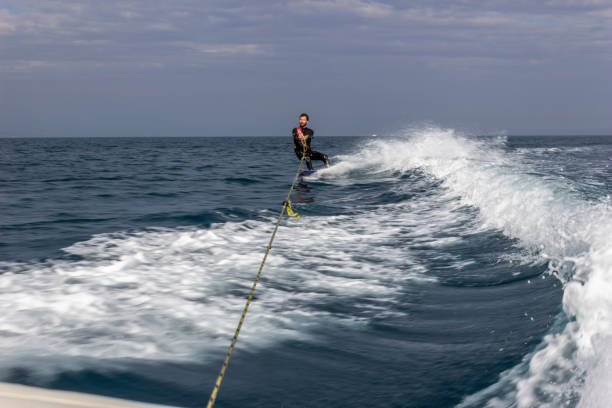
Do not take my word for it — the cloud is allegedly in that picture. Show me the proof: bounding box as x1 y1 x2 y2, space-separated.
294 0 394 18
0 59 57 72
172 41 268 55
146 22 176 31
0 9 17 32
2 0 611 73
0 1 274 72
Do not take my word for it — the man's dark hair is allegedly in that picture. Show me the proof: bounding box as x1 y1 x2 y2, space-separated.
299 113 309 121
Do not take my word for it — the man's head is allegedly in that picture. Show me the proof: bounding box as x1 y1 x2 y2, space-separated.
299 113 309 127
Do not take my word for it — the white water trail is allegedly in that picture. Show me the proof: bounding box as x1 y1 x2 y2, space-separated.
320 126 611 407
1 197 454 376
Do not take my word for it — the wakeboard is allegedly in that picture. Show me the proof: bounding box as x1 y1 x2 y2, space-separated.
299 169 318 177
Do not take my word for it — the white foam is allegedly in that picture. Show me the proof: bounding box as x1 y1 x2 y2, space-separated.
329 127 611 407
1 194 460 375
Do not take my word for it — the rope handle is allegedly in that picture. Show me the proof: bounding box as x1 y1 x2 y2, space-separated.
283 200 300 220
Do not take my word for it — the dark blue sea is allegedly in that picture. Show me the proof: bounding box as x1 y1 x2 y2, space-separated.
1 129 611 408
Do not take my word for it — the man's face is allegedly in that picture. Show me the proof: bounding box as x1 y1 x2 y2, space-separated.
299 116 308 127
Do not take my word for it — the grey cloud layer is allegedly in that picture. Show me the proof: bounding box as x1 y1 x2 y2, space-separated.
3 0 611 72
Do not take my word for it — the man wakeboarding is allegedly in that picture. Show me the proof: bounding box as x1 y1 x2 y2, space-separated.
292 113 330 170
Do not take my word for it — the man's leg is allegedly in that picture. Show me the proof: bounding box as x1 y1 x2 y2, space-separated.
309 151 330 168
295 148 313 170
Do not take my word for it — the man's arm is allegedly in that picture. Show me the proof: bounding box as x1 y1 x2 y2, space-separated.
292 128 300 147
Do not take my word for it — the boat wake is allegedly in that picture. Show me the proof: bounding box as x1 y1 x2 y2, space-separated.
323 127 612 407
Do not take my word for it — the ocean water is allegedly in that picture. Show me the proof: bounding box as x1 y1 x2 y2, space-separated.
0 129 611 408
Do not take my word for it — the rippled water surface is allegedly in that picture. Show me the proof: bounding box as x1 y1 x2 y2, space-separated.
1 132 611 407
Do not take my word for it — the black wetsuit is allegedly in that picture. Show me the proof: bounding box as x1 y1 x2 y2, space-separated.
292 126 329 170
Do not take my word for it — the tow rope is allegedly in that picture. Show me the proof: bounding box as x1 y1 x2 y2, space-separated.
205 136 309 408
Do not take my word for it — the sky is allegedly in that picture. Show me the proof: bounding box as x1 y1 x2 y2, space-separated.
1 0 611 137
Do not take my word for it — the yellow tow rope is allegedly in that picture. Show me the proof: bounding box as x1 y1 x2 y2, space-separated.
205 140 308 408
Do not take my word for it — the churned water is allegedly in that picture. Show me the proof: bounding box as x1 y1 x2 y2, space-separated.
0 129 611 407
